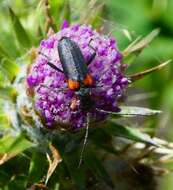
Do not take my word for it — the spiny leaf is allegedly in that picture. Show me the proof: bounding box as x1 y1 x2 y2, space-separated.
0 135 33 165
119 106 162 116
128 59 172 82
0 57 20 81
97 106 161 116
122 36 141 64
85 150 114 188
123 28 160 57
105 121 158 146
9 8 31 49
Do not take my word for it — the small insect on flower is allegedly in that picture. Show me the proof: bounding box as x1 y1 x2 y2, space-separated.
57 37 96 110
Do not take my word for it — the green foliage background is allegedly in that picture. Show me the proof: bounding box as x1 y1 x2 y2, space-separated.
0 0 173 189
107 1 173 189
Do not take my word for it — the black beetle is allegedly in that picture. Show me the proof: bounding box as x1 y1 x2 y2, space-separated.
58 37 96 112
40 37 96 167
40 37 96 112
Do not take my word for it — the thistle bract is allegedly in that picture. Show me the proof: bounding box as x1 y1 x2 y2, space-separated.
27 24 128 129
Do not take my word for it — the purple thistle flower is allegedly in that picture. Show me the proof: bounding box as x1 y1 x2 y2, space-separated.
27 23 128 130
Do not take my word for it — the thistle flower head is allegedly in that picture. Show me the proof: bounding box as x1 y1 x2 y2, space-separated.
27 23 128 129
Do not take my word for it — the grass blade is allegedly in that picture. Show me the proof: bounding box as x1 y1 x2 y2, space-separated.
9 8 31 49
105 121 158 146
85 150 114 188
0 58 19 81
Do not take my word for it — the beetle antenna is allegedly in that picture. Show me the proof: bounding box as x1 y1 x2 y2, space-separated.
39 84 67 93
38 51 64 73
78 112 90 168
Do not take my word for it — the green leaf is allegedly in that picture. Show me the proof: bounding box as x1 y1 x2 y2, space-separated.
35 1 45 37
0 58 20 81
80 0 104 25
119 106 162 116
123 28 160 57
0 43 11 58
54 183 60 190
28 152 47 184
85 151 114 188
87 3 105 28
105 121 158 146
61 0 71 23
0 135 33 154
9 8 31 49
64 152 86 190
97 106 162 116
0 86 17 100
90 129 118 154
49 0 64 29
128 59 172 82
0 33 20 59
0 113 11 129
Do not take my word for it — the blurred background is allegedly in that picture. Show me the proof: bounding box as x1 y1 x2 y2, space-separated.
105 1 173 189
0 0 173 189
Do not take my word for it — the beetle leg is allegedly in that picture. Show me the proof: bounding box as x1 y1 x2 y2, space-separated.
39 51 64 73
78 112 90 168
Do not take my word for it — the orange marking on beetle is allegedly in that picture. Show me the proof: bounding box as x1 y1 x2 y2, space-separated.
68 79 80 90
83 74 93 86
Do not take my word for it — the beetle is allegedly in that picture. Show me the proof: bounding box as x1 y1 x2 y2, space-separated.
58 37 96 112
58 37 94 91
40 37 96 112
39 37 97 166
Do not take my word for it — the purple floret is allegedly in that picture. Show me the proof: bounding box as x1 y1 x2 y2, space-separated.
27 23 128 130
